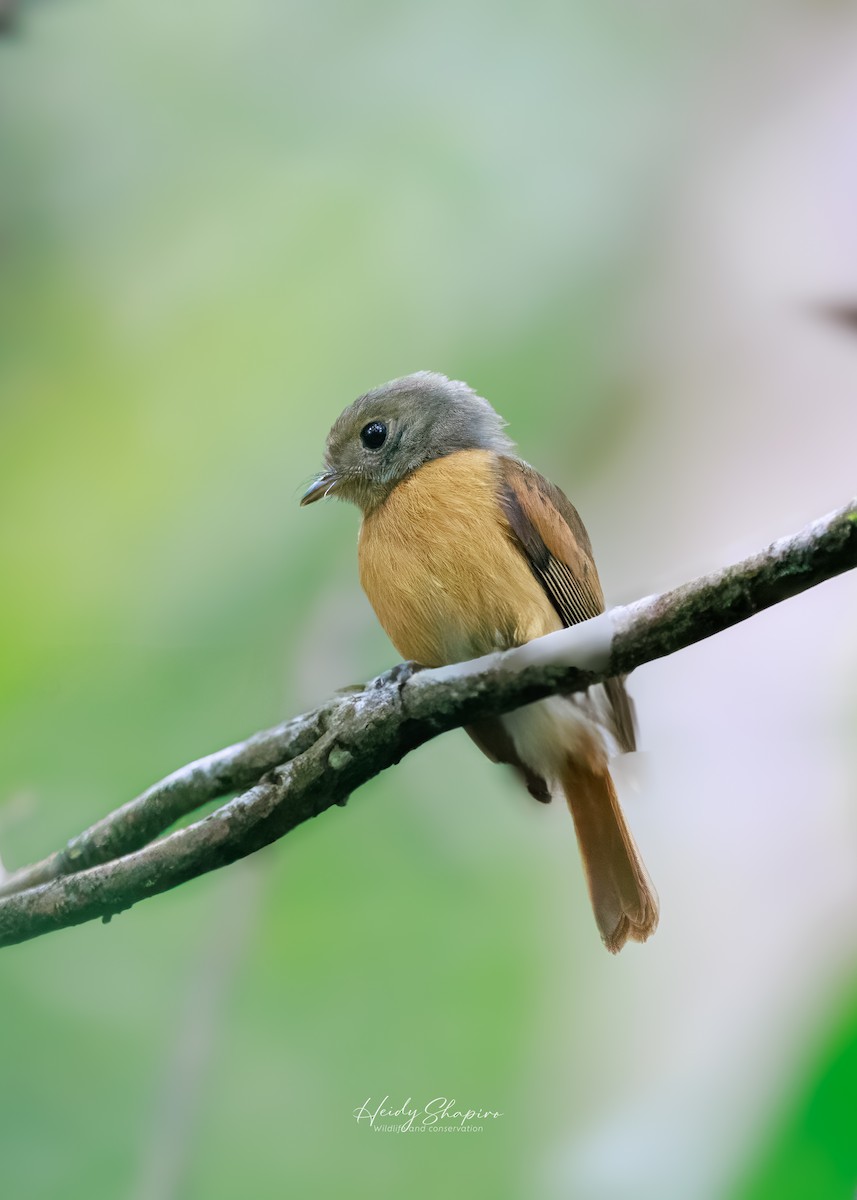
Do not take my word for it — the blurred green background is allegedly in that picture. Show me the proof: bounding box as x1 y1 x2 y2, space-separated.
2 2 857 1198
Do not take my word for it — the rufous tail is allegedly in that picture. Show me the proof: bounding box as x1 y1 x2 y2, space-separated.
560 758 658 953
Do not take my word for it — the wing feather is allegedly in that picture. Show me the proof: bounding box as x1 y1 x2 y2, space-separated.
498 456 636 753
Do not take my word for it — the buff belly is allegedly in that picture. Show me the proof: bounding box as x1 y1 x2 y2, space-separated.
358 449 607 780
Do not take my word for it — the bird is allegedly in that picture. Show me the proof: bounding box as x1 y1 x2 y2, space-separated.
301 371 658 952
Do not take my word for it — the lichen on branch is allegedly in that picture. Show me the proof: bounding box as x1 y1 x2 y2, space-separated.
0 499 854 949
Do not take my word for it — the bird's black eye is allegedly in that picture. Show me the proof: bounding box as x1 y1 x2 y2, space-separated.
360 421 387 450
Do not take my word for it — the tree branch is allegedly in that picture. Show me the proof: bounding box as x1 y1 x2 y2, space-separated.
1 500 855 949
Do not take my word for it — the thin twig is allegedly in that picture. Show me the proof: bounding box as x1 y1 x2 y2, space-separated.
0 704 337 898
0 500 854 949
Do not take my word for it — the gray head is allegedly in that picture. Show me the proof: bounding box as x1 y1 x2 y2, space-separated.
300 371 514 513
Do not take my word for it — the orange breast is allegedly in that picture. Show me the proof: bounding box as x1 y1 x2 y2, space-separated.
358 449 561 667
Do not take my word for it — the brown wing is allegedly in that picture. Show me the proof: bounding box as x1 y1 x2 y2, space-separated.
465 718 552 803
497 456 637 753
497 457 604 624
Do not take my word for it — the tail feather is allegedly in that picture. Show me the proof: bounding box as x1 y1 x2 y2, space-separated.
560 758 658 953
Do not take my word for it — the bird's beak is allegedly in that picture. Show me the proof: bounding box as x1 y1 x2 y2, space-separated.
300 472 339 505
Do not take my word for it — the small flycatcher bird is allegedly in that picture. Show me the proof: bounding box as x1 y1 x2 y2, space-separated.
301 372 658 952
